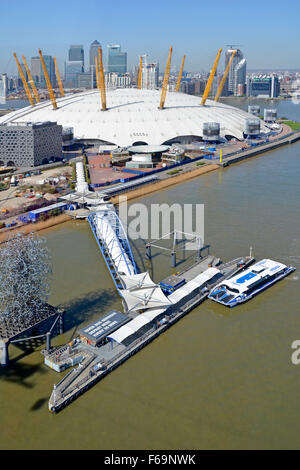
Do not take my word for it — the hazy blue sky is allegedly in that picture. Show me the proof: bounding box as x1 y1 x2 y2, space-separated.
1 0 299 75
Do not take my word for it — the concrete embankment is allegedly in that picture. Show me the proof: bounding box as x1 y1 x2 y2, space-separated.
111 163 219 204
220 130 300 167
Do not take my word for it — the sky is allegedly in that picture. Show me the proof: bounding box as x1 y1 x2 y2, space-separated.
1 0 299 76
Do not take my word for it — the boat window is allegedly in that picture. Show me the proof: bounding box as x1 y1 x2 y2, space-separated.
252 267 266 274
226 286 240 294
247 275 272 293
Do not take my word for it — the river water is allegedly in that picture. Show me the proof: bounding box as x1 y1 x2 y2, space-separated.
0 99 300 450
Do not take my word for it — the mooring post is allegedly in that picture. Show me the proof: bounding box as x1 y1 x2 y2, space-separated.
46 332 51 352
198 237 202 259
146 244 151 259
171 251 176 268
0 339 9 367
59 312 64 335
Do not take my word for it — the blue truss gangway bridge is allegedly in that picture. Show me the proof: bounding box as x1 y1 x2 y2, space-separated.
88 208 138 291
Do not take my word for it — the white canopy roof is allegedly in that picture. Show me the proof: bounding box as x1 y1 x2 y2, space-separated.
107 308 167 344
120 286 172 313
119 272 157 291
140 308 167 322
0 88 270 145
168 267 220 303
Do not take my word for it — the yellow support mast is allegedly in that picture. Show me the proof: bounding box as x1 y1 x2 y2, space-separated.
53 56 65 97
138 56 142 89
98 46 107 111
159 46 173 109
175 55 186 92
22 55 40 103
38 49 57 110
214 50 236 102
95 56 100 89
13 53 35 106
201 48 222 106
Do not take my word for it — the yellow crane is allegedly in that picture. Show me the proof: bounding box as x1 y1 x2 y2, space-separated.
13 53 35 106
175 55 186 92
214 49 236 102
159 46 173 109
201 48 222 106
22 55 40 103
53 56 65 97
138 56 142 89
98 46 107 111
38 49 57 110
95 56 100 89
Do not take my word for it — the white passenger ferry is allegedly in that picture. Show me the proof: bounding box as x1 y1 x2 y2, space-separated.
208 259 296 307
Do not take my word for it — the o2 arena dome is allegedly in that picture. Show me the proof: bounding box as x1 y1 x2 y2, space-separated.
0 88 269 146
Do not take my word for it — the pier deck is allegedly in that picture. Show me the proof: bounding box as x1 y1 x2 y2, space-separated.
45 254 254 412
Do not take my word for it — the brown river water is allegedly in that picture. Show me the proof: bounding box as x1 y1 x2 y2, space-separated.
0 99 300 450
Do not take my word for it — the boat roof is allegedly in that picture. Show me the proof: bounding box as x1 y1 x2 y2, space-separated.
221 259 287 293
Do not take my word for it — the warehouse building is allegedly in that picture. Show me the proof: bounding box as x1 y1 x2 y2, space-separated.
78 311 130 347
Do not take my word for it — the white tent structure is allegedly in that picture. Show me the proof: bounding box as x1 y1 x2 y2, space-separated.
119 272 157 291
0 88 270 145
108 267 222 345
107 308 167 345
120 285 172 313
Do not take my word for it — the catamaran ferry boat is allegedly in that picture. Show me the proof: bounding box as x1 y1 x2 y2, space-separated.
208 259 296 308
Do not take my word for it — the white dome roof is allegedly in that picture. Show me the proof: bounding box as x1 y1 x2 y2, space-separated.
0 88 269 146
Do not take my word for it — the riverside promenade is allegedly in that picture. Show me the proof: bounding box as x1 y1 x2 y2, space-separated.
218 129 300 167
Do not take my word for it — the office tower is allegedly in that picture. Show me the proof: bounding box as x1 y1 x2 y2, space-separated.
77 71 94 89
246 76 280 98
89 40 100 70
233 58 247 95
141 60 159 89
64 61 84 88
0 74 8 103
40 55 55 88
31 57 41 85
107 44 127 74
65 45 84 88
224 47 244 95
89 40 100 88
69 45 84 65
105 72 131 88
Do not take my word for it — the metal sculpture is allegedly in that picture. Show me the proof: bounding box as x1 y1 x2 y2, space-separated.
0 232 52 335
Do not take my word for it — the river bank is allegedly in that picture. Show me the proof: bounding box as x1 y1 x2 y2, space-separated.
0 164 219 240
111 163 219 204
0 213 70 244
1 123 299 240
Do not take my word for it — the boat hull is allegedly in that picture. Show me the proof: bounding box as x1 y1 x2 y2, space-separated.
208 266 296 308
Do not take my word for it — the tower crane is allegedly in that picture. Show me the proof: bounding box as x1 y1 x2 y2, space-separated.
175 55 186 92
201 48 222 106
38 49 57 110
159 46 173 109
214 50 236 102
22 55 40 103
98 46 107 111
53 56 65 97
13 53 35 106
